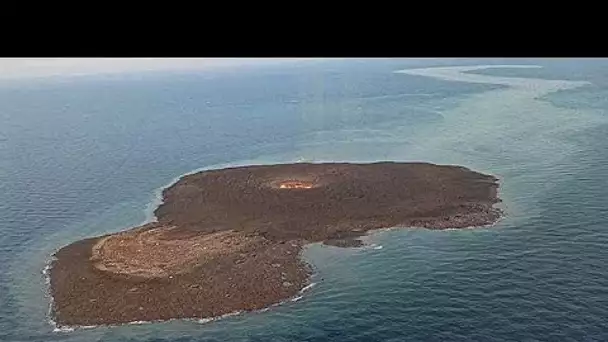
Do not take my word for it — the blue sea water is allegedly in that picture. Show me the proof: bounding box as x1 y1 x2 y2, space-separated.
2 58 608 341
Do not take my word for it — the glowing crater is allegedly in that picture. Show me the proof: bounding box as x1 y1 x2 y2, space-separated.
278 181 315 189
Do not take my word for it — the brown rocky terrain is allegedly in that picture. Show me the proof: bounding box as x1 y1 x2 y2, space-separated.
49 162 502 327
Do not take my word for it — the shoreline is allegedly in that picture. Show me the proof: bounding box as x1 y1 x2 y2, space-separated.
47 161 502 329
47 278 318 333
44 249 319 333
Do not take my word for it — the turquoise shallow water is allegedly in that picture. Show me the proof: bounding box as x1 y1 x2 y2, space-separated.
2 59 608 341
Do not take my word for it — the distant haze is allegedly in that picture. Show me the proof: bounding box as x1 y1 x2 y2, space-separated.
0 58 325 80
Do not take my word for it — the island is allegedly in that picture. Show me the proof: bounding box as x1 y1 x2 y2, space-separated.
48 162 502 328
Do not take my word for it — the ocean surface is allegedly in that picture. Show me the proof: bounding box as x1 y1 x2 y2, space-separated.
2 58 608 341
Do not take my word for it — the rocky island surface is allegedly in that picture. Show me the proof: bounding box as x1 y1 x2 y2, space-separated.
49 162 502 328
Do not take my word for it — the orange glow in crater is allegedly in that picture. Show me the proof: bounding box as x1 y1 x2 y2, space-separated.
278 181 314 189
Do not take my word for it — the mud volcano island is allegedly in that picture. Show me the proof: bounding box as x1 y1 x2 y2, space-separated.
49 162 502 327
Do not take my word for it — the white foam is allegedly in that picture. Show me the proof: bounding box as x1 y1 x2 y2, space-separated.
373 245 383 250
194 310 243 325
43 257 64 333
53 326 75 333
42 263 52 285
299 282 316 293
51 310 249 332
290 295 304 302
220 310 243 319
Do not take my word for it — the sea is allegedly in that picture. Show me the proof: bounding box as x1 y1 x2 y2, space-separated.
1 58 608 341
